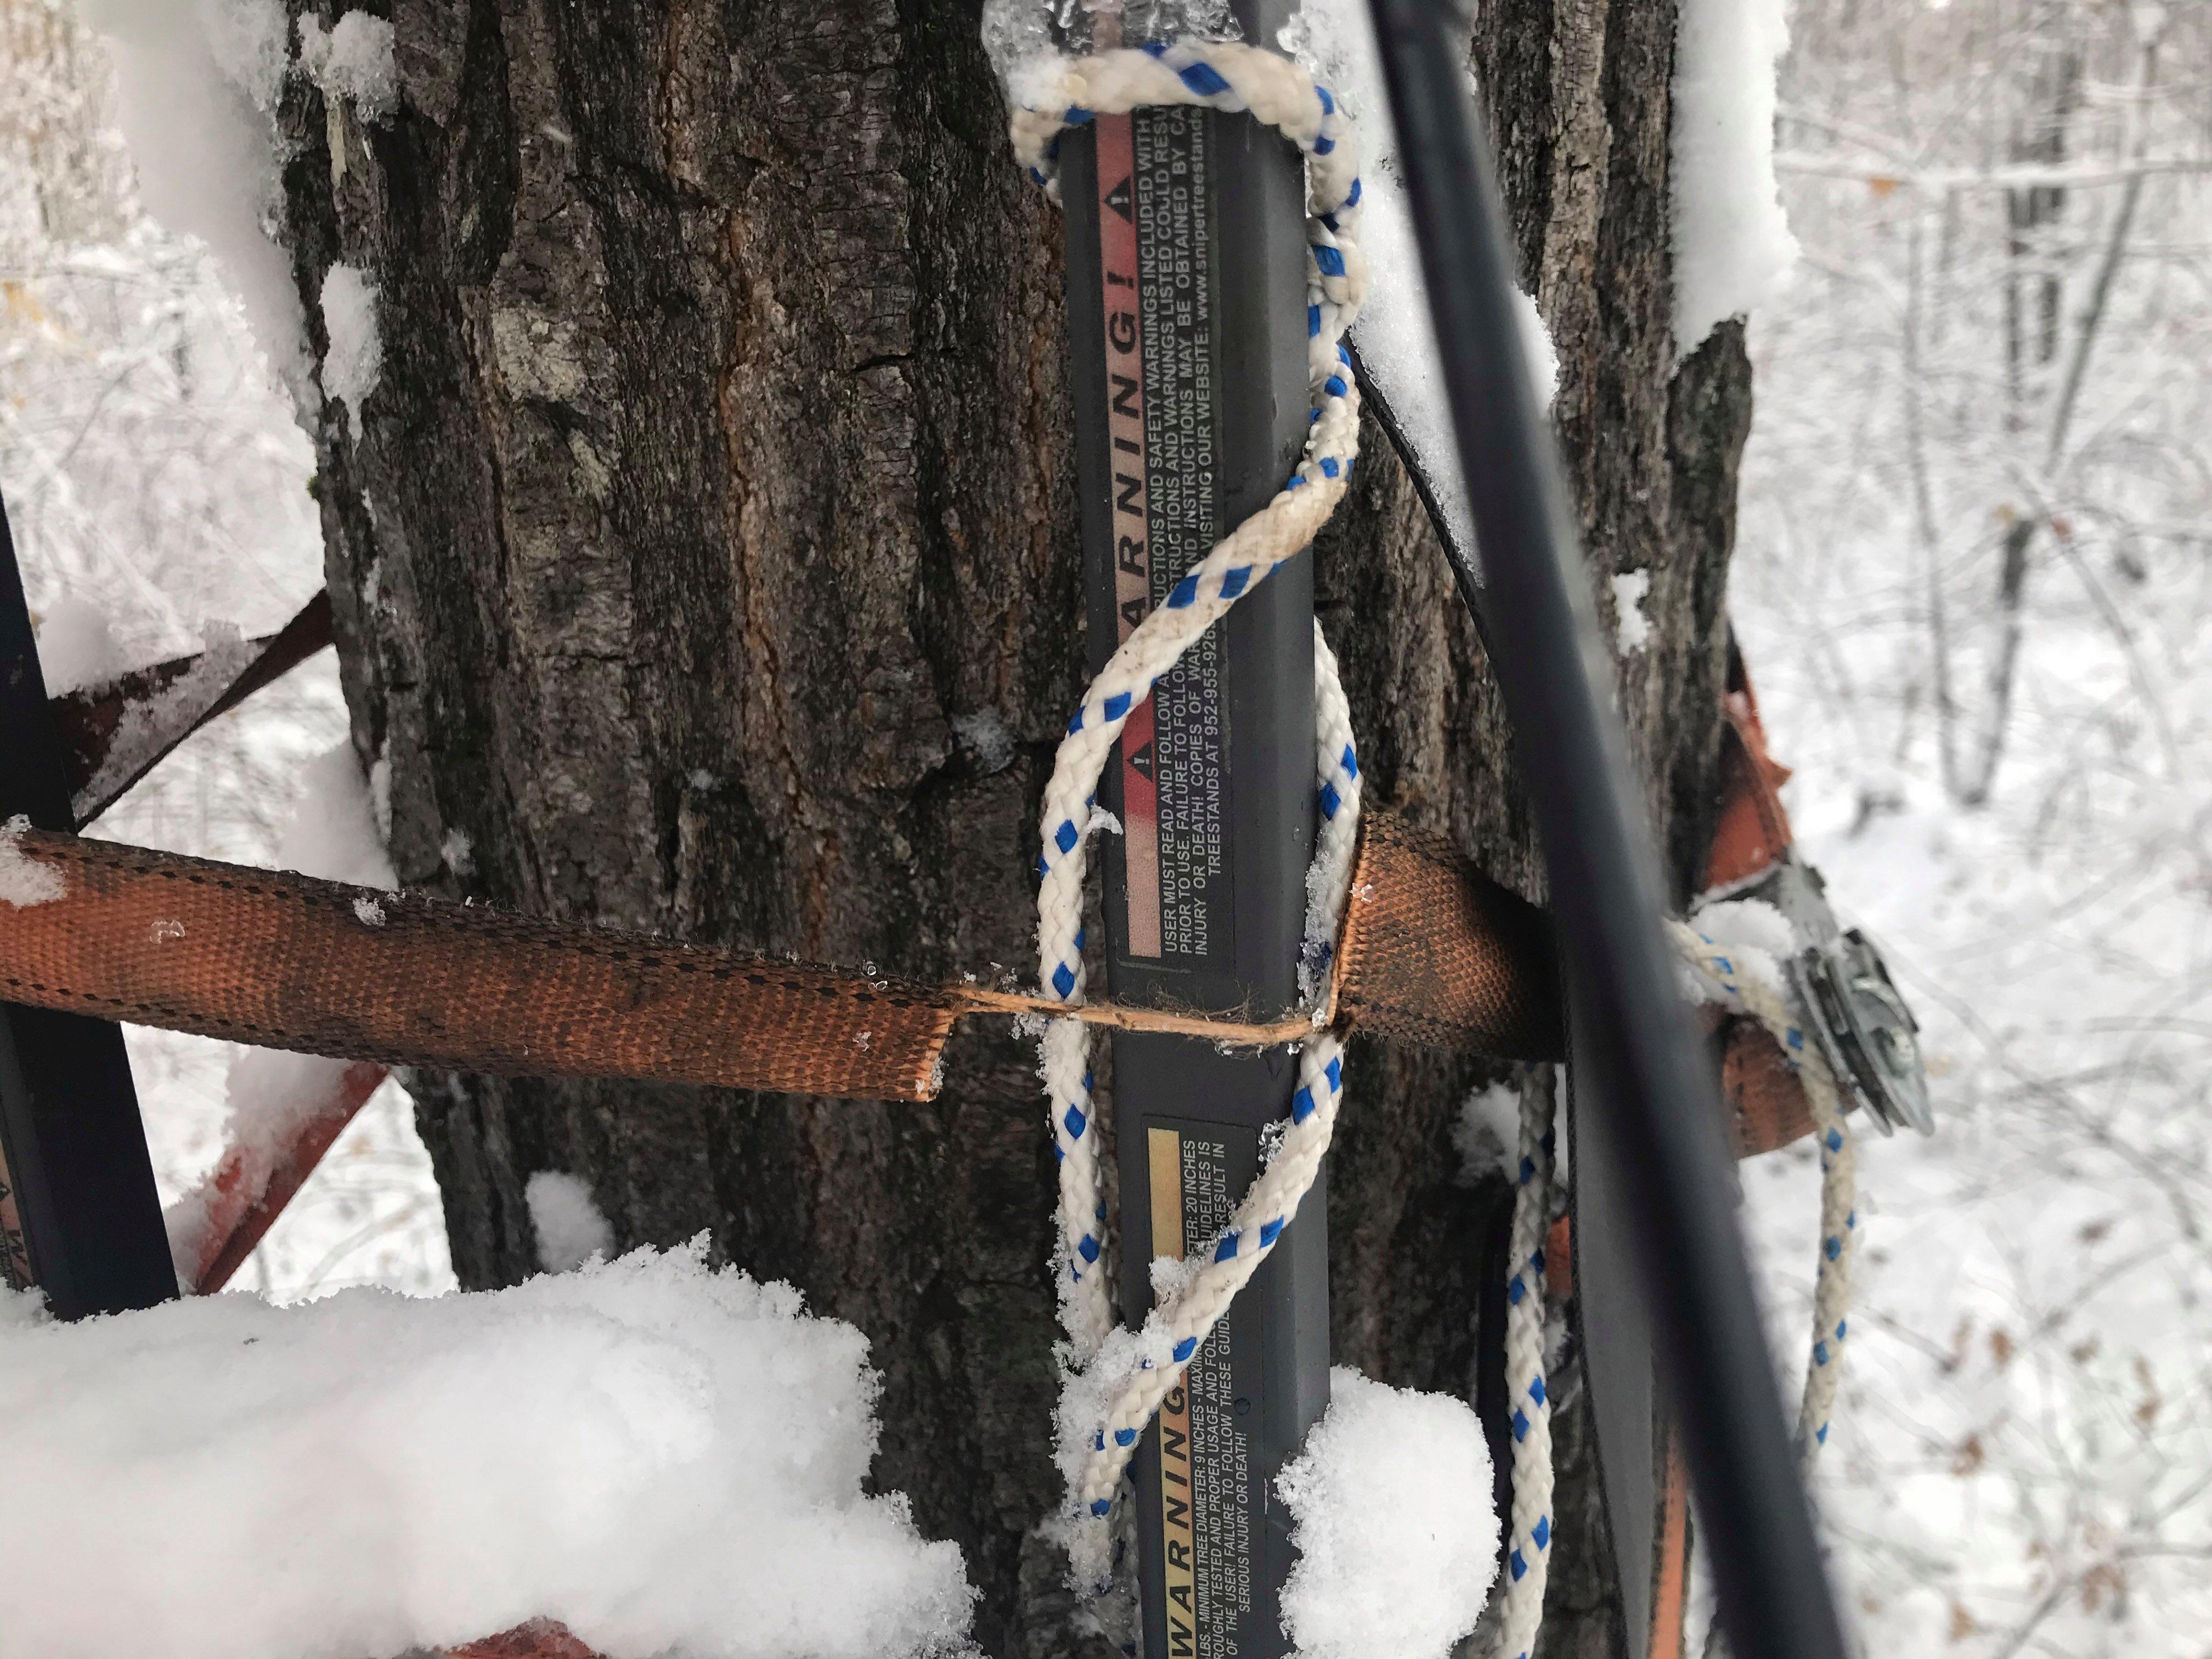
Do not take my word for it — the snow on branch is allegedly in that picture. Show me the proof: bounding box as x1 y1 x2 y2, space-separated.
76 0 309 399
0 1243 976 1659
1774 152 2212 191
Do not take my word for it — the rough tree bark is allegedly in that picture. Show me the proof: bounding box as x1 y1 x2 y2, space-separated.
276 1 1750 1654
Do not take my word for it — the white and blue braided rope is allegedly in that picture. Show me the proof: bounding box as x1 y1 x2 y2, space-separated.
1011 33 1372 1546
1668 921 1858 1464
1011 45 1822 1659
1499 1074 1559 1659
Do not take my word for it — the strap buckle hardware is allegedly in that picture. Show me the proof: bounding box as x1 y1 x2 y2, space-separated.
1743 855 1934 1137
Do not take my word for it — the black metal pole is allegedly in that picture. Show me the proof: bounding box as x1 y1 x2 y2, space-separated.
0 486 176 1318
1359 5 1851 1658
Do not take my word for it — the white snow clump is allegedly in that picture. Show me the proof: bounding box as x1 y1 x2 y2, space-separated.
0 1241 976 1659
1451 1080 1521 1183
0 817 67 909
196 0 291 111
162 1047 371 1278
319 262 383 441
952 709 1017 775
1670 0 1799 356
298 9 398 123
528 1170 617 1273
1277 1367 1499 1659
34 595 127 695
77 0 310 396
278 741 398 890
1681 895 1798 1004
1613 568 1653 651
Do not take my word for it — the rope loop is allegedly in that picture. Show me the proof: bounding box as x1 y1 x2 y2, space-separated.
1669 920 1858 1463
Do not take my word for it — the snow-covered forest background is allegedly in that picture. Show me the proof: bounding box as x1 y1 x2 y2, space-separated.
3 1 2208 1654
1 0 452 1302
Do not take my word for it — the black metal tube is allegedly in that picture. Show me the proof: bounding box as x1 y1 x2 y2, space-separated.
0 486 176 1319
1060 8 1330 1653
1359 5 1850 1658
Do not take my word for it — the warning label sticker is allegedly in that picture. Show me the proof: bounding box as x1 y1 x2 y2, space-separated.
1094 104 1232 970
1149 1126 1255 1657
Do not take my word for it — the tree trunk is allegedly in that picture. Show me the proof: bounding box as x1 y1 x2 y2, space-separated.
276 2 1748 1654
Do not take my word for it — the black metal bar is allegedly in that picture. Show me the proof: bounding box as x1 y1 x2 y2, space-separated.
1358 5 1852 1658
0 486 176 1318
62 589 335 829
1059 7 1329 1654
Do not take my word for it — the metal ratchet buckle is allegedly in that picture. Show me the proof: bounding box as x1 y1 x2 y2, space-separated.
1733 853 1935 1137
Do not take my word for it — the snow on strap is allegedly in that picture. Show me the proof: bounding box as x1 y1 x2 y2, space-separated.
0 1242 974 1659
0 816 67 909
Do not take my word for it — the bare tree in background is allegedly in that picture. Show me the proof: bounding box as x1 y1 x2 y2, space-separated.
1779 0 2208 809
1736 7 2212 1647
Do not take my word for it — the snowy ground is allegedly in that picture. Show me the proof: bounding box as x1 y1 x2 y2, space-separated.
1729 477 2212 1651
0 1242 977 1659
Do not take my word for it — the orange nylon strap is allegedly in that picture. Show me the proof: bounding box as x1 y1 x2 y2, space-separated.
1334 812 1563 1058
35 597 1823 1161
1 821 1555 1104
1648 1425 1692 1659
1702 647 1796 894
0 819 1814 1149
0 831 960 1102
